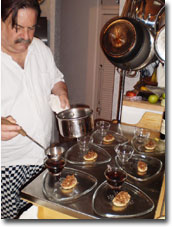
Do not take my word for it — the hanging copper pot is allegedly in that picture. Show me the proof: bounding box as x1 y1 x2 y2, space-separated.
100 17 156 71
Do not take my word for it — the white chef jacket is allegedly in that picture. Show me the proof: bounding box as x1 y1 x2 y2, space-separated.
1 38 64 166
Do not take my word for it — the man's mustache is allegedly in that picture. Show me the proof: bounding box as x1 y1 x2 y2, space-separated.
15 38 31 44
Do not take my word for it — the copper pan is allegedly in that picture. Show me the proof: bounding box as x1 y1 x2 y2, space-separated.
100 17 156 71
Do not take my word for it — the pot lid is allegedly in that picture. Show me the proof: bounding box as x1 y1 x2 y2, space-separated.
101 19 137 58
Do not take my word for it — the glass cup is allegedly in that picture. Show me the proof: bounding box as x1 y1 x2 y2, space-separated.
45 157 65 177
44 145 66 178
77 135 93 152
104 165 127 190
96 120 110 136
134 127 150 144
115 144 134 164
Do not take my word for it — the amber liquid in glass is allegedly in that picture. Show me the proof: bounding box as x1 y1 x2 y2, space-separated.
106 169 126 189
45 158 65 178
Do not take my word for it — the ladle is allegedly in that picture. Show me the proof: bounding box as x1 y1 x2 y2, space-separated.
1 117 46 150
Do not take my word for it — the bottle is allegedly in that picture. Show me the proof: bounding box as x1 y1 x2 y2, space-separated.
160 111 165 140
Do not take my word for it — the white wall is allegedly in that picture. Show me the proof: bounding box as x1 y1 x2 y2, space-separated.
41 0 140 117
59 0 99 106
40 0 61 66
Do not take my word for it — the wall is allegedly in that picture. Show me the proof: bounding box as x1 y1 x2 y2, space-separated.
40 1 50 17
39 1 50 44
40 0 140 117
40 0 100 106
40 0 61 67
59 0 99 105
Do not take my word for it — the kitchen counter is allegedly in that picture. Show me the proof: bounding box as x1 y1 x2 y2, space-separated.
123 98 165 112
21 123 165 219
121 99 165 130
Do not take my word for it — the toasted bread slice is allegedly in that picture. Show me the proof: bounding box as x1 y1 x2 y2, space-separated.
144 139 156 150
112 191 131 207
137 171 147 176
83 150 98 161
137 160 148 173
61 174 77 190
103 134 115 143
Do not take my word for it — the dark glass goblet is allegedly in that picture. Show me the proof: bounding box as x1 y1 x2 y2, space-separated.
104 165 127 193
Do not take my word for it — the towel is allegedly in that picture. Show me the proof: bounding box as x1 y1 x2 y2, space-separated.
49 94 69 114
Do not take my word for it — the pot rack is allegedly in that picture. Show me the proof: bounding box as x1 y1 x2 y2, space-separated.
116 69 126 122
101 0 165 123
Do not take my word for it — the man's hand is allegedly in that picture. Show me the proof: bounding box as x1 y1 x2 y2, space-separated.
1 116 21 141
58 94 70 109
52 81 70 109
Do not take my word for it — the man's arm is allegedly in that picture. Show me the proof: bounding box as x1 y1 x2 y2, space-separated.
51 81 70 109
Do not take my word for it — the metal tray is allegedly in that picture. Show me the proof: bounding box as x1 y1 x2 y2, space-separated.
91 130 128 147
65 143 111 166
92 181 154 218
115 154 162 181
42 167 97 203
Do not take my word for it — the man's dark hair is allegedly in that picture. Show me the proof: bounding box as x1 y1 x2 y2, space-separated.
1 0 41 28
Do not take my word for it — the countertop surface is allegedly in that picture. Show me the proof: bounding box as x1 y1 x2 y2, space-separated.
21 123 165 219
123 98 165 112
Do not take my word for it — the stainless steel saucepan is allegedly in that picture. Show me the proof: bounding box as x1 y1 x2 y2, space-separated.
56 107 94 138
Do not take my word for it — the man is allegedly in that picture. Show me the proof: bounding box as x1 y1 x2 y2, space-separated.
1 0 70 219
